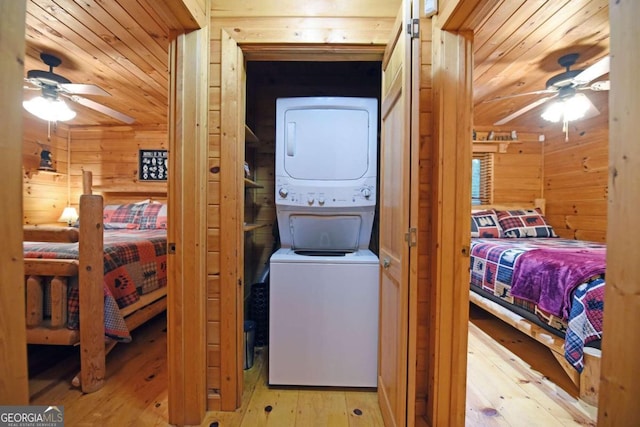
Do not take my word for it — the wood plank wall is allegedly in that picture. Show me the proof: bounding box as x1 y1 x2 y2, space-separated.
22 117 69 224
494 139 543 205
542 104 609 242
22 121 168 224
68 125 168 203
209 0 398 411
473 127 544 207
474 113 608 243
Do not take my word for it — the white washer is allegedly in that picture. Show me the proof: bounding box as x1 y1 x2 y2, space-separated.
269 248 379 387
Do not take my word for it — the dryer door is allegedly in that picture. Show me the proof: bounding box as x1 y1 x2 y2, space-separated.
280 103 374 181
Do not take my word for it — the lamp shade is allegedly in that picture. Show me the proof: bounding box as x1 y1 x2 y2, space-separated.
58 206 79 226
541 93 590 123
23 96 77 122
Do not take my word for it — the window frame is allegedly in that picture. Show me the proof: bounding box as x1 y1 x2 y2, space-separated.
471 153 493 205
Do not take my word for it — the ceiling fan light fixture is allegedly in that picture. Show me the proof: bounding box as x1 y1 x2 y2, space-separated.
540 93 590 123
23 96 76 122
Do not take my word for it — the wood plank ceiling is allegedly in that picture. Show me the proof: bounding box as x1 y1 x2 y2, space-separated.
24 0 172 127
23 1 609 129
472 0 610 129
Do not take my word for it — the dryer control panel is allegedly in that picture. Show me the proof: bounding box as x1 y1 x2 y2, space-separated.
275 178 376 208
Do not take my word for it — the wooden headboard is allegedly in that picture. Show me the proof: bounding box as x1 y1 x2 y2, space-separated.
472 198 546 214
82 170 167 204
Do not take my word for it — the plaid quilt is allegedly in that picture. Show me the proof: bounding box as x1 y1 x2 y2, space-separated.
470 237 606 372
24 229 167 342
566 277 605 372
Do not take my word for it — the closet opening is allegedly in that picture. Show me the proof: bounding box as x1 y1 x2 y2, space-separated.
242 59 382 387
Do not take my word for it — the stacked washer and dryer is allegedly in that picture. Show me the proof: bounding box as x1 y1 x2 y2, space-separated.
269 97 379 387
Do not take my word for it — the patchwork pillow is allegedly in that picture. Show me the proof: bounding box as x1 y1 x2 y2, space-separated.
137 203 167 229
496 208 558 238
102 202 149 229
471 210 502 238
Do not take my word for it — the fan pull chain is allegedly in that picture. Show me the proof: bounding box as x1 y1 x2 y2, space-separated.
563 118 569 142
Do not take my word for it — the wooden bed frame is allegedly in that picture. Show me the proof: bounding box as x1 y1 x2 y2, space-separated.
470 199 601 406
23 172 167 393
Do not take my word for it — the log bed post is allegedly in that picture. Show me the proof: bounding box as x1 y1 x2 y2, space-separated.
82 170 93 195
78 193 104 393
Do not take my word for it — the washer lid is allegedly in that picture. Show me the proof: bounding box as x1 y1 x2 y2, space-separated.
288 214 362 252
271 248 379 263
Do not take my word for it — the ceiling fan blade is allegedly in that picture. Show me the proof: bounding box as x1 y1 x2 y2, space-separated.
68 95 135 124
589 80 610 91
581 95 601 121
572 56 610 86
494 96 556 126
482 89 554 103
59 83 111 97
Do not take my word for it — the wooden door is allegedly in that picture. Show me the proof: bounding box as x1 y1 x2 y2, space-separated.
377 0 419 425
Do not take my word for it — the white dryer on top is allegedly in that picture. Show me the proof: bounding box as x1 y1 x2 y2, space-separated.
274 96 378 252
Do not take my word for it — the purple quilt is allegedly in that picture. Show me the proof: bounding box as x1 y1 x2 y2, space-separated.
510 247 606 319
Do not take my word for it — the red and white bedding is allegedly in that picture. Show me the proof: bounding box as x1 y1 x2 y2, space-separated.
470 237 606 372
23 229 167 342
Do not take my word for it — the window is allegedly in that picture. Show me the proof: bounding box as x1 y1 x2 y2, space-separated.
471 153 493 205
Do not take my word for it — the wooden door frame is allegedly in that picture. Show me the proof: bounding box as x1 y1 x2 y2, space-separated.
600 2 640 425
428 25 473 427
0 1 209 420
428 1 494 425
0 1 29 405
431 0 640 425
218 32 401 411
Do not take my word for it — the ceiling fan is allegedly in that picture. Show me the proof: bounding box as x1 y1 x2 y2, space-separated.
489 53 610 126
23 53 135 124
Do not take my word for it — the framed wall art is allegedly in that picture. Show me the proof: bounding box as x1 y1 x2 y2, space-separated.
139 149 168 181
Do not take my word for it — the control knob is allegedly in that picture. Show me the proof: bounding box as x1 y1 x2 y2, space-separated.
318 197 325 206
361 188 372 199
278 187 289 199
307 196 315 206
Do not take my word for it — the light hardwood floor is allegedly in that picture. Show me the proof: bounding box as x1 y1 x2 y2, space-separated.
202 347 384 427
28 309 597 426
465 305 596 427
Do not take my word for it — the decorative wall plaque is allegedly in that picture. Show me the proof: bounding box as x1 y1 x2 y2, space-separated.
139 149 168 181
